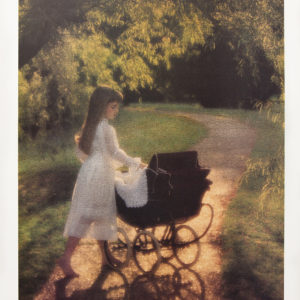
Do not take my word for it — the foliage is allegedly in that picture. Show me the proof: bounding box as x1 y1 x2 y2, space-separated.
19 0 101 68
213 0 284 93
19 0 284 143
19 69 49 138
65 0 214 91
243 99 284 216
19 0 215 138
19 30 116 140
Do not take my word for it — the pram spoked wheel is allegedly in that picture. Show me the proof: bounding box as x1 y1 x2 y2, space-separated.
133 230 162 273
197 203 214 240
104 227 131 269
151 225 175 261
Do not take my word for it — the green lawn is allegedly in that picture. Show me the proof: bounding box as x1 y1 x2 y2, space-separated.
19 109 207 299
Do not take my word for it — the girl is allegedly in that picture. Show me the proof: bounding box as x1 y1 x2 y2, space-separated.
58 86 145 277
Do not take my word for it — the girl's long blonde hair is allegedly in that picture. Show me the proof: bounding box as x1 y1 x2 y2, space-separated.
77 86 123 155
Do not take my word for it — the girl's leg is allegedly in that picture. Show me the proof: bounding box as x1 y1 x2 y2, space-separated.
58 236 80 277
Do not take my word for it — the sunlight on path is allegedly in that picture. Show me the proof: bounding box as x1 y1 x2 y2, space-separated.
183 112 256 299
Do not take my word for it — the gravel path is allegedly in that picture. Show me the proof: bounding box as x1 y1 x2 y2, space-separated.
35 112 256 300
177 112 256 299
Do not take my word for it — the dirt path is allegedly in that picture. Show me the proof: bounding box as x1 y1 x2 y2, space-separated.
177 112 256 299
35 112 256 300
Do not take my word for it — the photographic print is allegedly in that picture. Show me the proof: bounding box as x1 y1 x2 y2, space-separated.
18 1 284 299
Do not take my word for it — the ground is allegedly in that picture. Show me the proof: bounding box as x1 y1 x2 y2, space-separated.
34 112 256 300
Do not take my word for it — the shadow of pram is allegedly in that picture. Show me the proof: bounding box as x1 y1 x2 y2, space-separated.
54 261 205 300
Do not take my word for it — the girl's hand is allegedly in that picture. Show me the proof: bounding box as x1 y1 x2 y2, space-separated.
74 134 81 144
139 162 147 169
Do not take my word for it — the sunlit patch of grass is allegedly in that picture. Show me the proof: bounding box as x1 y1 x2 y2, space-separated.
130 101 205 113
19 202 70 300
221 188 283 300
113 109 207 162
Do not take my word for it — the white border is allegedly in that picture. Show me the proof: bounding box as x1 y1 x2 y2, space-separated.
1 0 299 299
0 0 18 299
285 0 300 299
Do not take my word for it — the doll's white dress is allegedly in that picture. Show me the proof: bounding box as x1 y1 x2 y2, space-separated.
63 119 146 241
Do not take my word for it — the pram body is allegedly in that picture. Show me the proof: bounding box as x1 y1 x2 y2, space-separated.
116 151 211 228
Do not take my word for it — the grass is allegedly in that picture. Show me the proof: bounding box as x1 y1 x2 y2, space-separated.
114 108 208 161
220 104 284 300
19 202 70 299
19 109 207 299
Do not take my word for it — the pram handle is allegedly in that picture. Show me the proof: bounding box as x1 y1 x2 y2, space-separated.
146 167 173 196
150 151 200 172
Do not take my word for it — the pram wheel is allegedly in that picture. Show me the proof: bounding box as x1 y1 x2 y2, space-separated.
133 230 161 273
197 203 214 239
172 225 200 267
151 225 174 261
104 227 131 269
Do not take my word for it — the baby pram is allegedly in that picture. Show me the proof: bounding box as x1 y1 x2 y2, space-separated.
105 151 213 272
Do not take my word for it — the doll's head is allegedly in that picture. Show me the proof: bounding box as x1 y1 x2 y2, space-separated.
78 86 123 154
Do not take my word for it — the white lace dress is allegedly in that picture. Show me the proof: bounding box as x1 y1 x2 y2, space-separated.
63 119 146 241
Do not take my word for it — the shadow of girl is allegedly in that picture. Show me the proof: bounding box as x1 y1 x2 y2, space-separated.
54 267 129 300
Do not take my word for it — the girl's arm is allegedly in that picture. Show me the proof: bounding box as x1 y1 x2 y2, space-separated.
105 124 140 168
75 145 88 163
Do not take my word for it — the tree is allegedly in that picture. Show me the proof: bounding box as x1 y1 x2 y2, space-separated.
213 0 284 96
19 0 284 138
19 0 102 68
